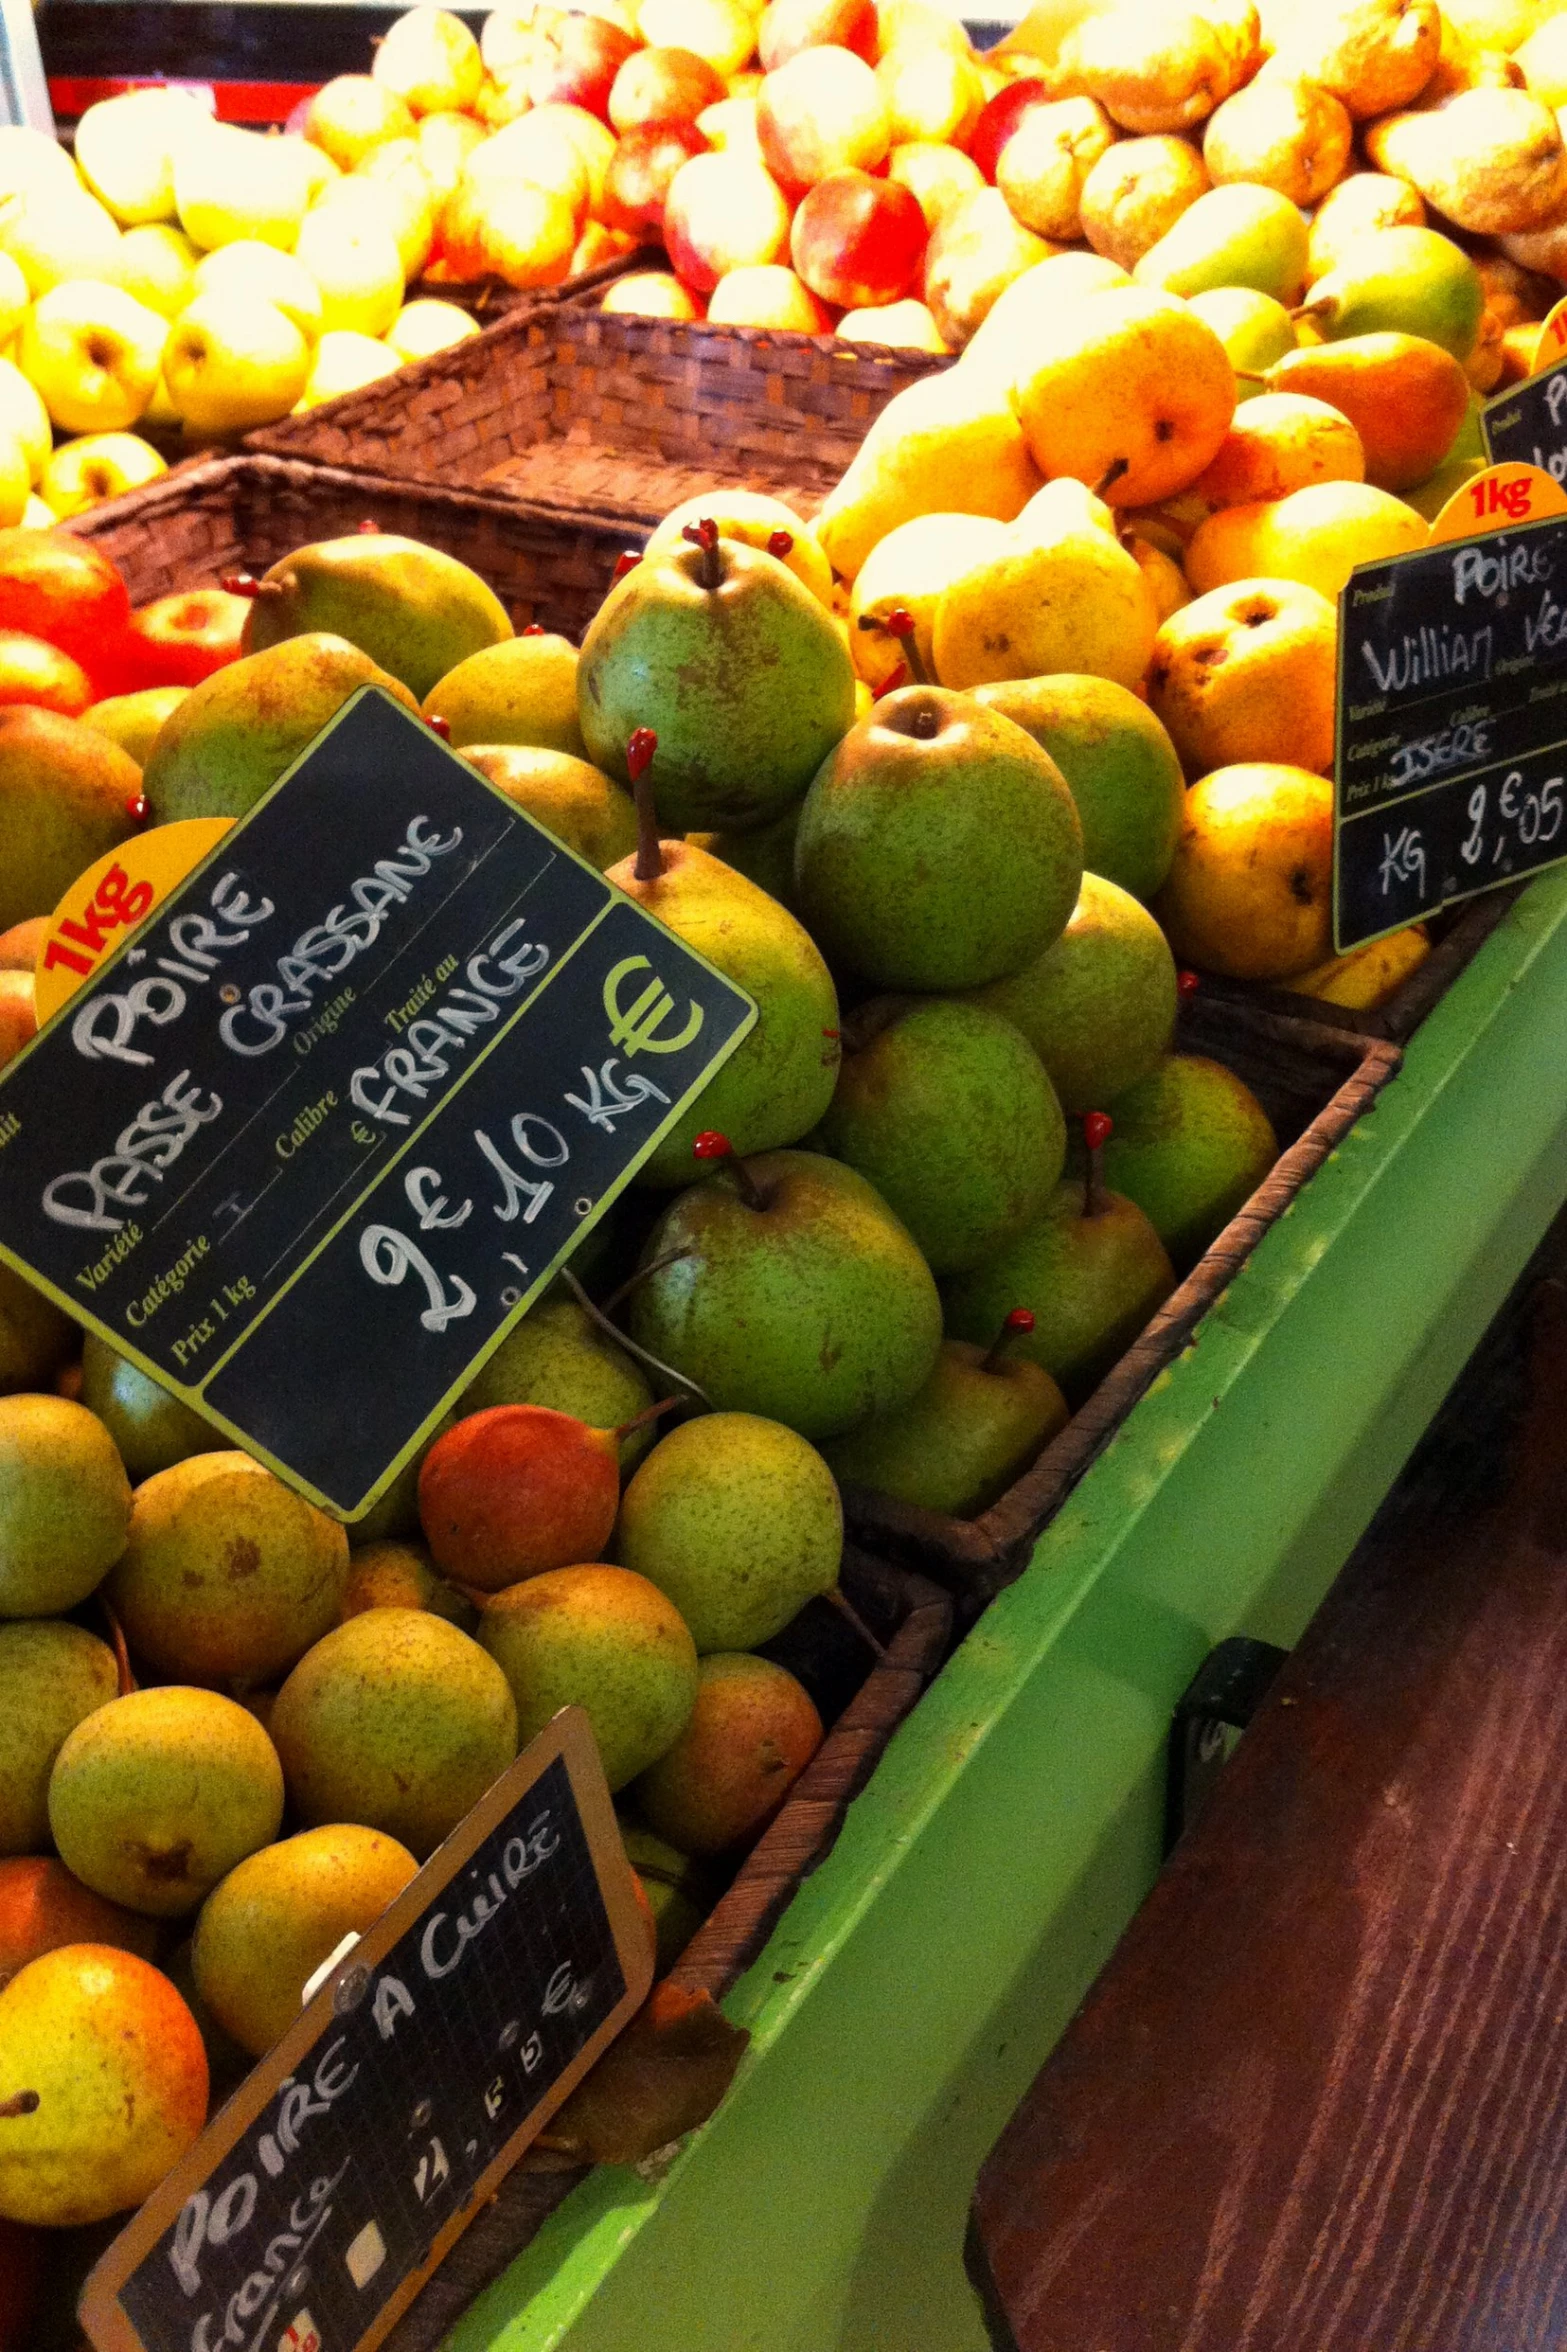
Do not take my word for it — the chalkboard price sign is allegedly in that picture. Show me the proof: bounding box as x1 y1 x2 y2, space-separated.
1482 358 1567 485
0 689 756 1516
80 1707 653 2352
1333 510 1567 950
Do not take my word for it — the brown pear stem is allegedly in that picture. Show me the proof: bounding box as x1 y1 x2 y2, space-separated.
560 1268 714 1409
727 1155 768 1212
982 1309 1036 1375
100 1598 136 1696
682 518 722 590
878 607 929 685
613 1396 684 1442
824 1584 887 1661
626 728 663 882
0 2091 39 2118
1093 457 1129 500
1233 369 1270 386
1289 301 1329 324
599 1248 696 1317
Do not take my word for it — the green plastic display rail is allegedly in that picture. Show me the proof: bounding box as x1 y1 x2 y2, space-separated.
450 871 1567 2352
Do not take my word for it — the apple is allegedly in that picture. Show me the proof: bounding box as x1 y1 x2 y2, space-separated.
603 121 712 232
0 365 48 489
968 77 1050 181
759 0 878 67
877 42 985 148
174 120 314 251
837 295 949 349
609 45 727 130
438 176 579 287
388 297 479 360
162 291 312 433
887 138 985 231
474 74 535 128
193 240 324 343
0 126 78 209
601 269 707 318
317 159 435 281
115 222 199 318
295 208 405 338
466 117 592 227
416 110 486 197
570 221 639 271
126 588 250 685
874 0 972 58
42 431 166 518
297 329 402 408
18 283 166 433
758 46 891 193
528 13 639 117
664 149 792 291
708 262 834 330
636 0 758 78
791 166 926 309
0 968 35 1071
481 7 562 77
74 88 204 226
697 95 763 151
372 6 484 115
303 75 415 170
0 187 121 300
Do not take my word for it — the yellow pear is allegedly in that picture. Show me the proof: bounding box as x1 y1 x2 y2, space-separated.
1057 0 1261 134
174 120 314 251
192 240 324 343
1515 13 1567 104
1266 0 1441 118
1014 285 1236 508
115 221 199 318
959 247 1130 390
163 292 311 434
1079 133 1212 270
849 511 1012 686
933 511 1159 689
1185 480 1429 598
1305 170 1425 283
645 490 833 607
293 207 405 338
813 368 1043 582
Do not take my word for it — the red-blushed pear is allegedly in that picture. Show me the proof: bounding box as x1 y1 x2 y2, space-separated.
792 167 927 308
418 1402 648 1589
758 45 892 193
0 1859 158 1989
633 1653 823 1853
609 43 727 129
663 149 792 291
759 0 879 71
603 120 712 234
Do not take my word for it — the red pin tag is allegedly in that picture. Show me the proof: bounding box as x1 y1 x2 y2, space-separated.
1082 1111 1114 1152
425 713 450 740
521 622 546 636
626 727 658 782
220 573 262 598
612 551 642 584
767 529 795 559
693 1130 732 1161
1177 969 1200 1001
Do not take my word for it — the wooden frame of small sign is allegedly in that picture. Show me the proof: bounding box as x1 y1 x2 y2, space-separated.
79 1706 653 2352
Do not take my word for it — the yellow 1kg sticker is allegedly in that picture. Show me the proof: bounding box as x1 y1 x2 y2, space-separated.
33 817 232 1024
1427 460 1567 547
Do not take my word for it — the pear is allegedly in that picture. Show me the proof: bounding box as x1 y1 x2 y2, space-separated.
271 1609 517 1859
418 1403 629 1590
461 1296 654 1463
49 1685 284 1916
823 1328 1069 1516
1079 133 1212 272
462 744 638 869
795 688 1083 991
812 367 1043 583
0 1855 158 1987
0 1623 118 1855
108 1453 349 1685
817 999 1065 1275
480 1564 698 1790
960 248 1132 388
644 491 833 609
615 1412 841 1651
945 1172 1176 1404
934 507 1159 693
143 633 418 824
0 1945 207 2226
1298 225 1484 362
1364 87 1567 236
1133 183 1311 305
0 1396 131 1620
0 709 142 933
424 630 586 754
1306 172 1426 285
0 1268 71 1397
964 872 1178 1113
1201 75 1352 207
81 685 188 767
1266 334 1470 492
241 534 512 703
577 533 855 833
618 1822 711 1969
1057 0 1259 134
848 511 1012 693
686 802 803 912
192 1824 419 2056
922 186 1056 351
628 1148 943 1440
80 1334 221 1484
1267 0 1441 120
972 675 1185 902
607 807 839 1181
632 1652 822 1855
1187 286 1297 400
1102 1053 1277 1271
343 1537 475 1627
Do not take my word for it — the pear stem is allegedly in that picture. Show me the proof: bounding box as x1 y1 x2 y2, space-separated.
824 1584 887 1661
1082 1111 1113 1219
1233 369 1270 386
693 1130 767 1210
100 1599 136 1697
614 1396 684 1442
626 729 663 882
982 1308 1036 1374
560 1268 714 1409
0 2091 39 2119
681 517 722 591
1093 457 1129 500
599 1248 696 1318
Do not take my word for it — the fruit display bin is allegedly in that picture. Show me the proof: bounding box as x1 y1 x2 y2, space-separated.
841 999 1402 1601
241 277 949 524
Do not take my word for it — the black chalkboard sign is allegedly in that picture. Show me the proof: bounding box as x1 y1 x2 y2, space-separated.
80 1707 653 2352
1482 357 1567 486
1333 513 1567 950
0 688 755 1516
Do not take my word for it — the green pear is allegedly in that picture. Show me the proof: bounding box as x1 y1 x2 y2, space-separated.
617 1820 712 1970
944 1178 1176 1404
1186 287 1297 401
0 1395 131 1619
479 1563 698 1791
142 633 418 825
0 1622 118 1855
822 1336 1069 1517
1297 226 1483 363
48 1685 285 1916
192 1823 418 2056
80 685 188 767
80 1334 221 1484
463 743 637 868
577 535 856 834
964 872 1177 1112
628 1150 943 1440
271 1609 517 1858
972 675 1185 902
816 998 1065 1275
0 1266 71 1396
342 1537 475 1628
0 709 142 932
1102 1053 1277 1271
614 1412 841 1651
607 833 840 1184
241 533 512 702
687 802 802 913
794 687 1084 991
1133 184 1311 305
107 1452 349 1685
1405 452 1485 520
424 631 586 754
460 1296 655 1467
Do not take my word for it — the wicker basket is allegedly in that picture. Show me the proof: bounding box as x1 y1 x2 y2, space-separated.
242 287 949 525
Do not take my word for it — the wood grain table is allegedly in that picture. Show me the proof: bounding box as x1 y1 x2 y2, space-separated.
971 1240 1567 2352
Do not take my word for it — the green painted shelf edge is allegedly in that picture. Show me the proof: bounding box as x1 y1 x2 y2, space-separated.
449 870 1567 2352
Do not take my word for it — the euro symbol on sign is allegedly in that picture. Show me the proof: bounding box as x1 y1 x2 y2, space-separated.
603 955 704 1057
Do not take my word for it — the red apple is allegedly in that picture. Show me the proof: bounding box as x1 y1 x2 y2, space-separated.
707 262 834 330
527 12 639 119
126 588 250 688
609 44 728 130
968 77 1050 180
603 119 712 231
758 45 891 195
791 166 925 308
664 148 793 292
759 0 879 69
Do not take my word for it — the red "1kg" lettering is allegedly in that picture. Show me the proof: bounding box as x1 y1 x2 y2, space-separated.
1468 473 1536 523
42 863 155 979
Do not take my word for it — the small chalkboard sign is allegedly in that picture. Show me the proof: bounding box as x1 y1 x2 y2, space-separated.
0 688 756 1516
1333 508 1567 951
80 1706 653 2352
1483 354 1567 485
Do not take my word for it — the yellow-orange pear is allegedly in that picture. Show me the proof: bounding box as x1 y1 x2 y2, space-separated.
1190 392 1365 508
933 506 1158 690
1365 87 1567 232
1306 170 1426 284
1186 480 1429 598
1056 0 1260 134
1014 285 1236 507
1267 333 1469 491
1079 134 1210 269
1155 762 1334 978
814 366 1042 581
1147 577 1338 775
1267 0 1441 119
1202 74 1352 204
